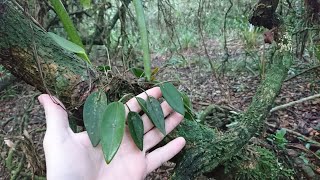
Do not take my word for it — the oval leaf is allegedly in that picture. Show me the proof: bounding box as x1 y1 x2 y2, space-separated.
160 82 185 115
131 67 145 78
146 96 166 135
101 102 126 164
83 91 108 146
136 97 148 113
127 111 144 150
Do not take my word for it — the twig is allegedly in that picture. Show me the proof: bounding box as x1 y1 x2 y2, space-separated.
197 0 215 73
196 0 232 104
283 128 320 147
266 123 320 148
194 101 240 112
285 65 320 82
29 21 66 110
9 0 46 31
270 93 320 112
1 117 14 129
286 144 320 161
221 0 233 75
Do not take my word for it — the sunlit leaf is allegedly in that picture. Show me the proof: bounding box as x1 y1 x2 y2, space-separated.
146 96 166 135
48 32 91 64
101 102 126 163
83 91 108 146
160 82 185 115
131 67 145 78
127 111 144 150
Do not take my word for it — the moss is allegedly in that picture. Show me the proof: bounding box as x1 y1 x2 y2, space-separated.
223 146 294 180
172 49 292 179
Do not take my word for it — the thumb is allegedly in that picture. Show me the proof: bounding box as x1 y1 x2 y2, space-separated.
38 94 70 136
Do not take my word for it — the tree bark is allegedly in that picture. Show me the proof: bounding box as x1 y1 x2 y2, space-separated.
0 1 292 179
249 0 280 29
0 1 94 109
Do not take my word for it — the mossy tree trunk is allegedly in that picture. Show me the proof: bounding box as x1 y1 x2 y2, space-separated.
0 2 292 179
0 2 94 109
171 49 292 179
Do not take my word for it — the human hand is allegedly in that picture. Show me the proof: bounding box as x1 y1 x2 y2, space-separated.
39 87 186 180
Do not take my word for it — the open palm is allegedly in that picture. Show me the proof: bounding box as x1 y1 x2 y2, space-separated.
39 87 186 180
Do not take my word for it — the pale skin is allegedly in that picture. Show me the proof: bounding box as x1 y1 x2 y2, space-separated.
39 87 186 180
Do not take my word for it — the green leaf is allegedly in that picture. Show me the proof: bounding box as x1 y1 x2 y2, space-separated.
276 128 286 138
127 111 144 150
160 82 185 115
80 0 91 7
184 109 195 121
136 97 148 112
97 65 111 72
48 32 91 64
181 92 195 120
133 0 151 81
130 67 145 78
49 0 84 47
101 102 126 163
136 96 165 134
146 96 166 135
83 91 108 146
181 92 193 110
49 0 90 63
49 32 84 53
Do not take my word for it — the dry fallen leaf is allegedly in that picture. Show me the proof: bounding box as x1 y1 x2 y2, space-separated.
4 138 14 148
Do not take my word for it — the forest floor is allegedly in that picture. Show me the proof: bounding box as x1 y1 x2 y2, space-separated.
0 39 320 179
